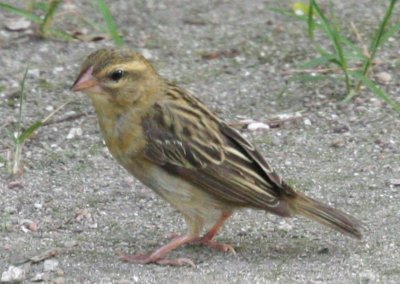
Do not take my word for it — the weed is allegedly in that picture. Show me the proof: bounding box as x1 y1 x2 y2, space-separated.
274 0 400 112
0 1 124 45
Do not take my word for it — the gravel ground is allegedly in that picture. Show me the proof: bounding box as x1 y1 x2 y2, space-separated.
1 1 399 283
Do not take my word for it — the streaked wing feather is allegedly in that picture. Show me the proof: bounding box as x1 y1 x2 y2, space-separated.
142 101 224 169
142 84 293 211
220 122 296 197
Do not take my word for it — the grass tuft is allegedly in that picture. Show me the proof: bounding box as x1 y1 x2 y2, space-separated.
11 65 72 176
0 1 124 44
276 0 400 112
12 66 29 176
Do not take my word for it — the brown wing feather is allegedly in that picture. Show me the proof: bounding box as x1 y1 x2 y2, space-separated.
142 84 293 215
142 102 225 169
219 122 297 198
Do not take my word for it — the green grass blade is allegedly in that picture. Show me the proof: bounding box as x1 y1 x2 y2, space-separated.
342 50 366 62
311 0 346 67
361 0 397 76
339 36 366 60
12 65 29 176
16 65 29 141
96 0 124 46
310 0 350 91
40 0 61 35
368 0 397 55
0 2 41 22
350 71 400 113
379 21 400 45
307 0 315 39
300 54 337 68
290 74 329 82
49 29 75 41
16 121 43 144
16 100 72 144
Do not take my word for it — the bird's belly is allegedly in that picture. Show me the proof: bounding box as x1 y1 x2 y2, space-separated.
130 161 227 227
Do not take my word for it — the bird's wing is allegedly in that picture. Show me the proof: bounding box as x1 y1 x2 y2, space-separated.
142 101 226 169
142 90 294 212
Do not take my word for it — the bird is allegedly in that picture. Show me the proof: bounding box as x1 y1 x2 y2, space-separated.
71 48 362 266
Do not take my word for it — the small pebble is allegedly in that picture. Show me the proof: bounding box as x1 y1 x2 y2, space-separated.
247 122 270 131
34 203 43 210
53 66 64 73
303 118 312 126
63 240 78 248
67 127 83 139
1 266 26 283
31 272 49 282
389 179 400 186
318 247 329 254
375 71 391 84
51 277 65 284
28 68 40 78
5 18 31 31
43 259 59 272
330 139 345 148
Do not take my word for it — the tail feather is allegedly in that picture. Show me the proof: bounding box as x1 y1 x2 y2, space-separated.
288 192 362 239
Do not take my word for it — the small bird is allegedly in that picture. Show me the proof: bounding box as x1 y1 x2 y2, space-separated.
71 48 362 266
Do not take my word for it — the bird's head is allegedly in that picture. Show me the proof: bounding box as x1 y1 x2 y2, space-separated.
71 48 163 107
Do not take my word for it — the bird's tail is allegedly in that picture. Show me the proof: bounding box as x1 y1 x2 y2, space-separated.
287 191 362 239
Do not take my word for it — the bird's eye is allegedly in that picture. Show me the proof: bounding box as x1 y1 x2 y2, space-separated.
109 69 124 81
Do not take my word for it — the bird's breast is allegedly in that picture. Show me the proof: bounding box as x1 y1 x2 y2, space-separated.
94 107 147 167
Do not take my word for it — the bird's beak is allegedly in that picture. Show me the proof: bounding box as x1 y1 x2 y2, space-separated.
71 66 102 93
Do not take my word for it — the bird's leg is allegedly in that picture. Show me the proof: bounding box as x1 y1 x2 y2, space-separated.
117 234 197 266
117 212 234 265
193 211 235 254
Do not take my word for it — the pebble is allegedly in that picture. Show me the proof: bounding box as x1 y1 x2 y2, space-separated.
247 122 270 131
63 240 78 248
53 66 64 73
66 127 83 139
1 266 26 283
375 71 391 84
27 68 40 78
34 203 43 210
51 277 65 284
5 18 31 31
31 272 49 282
303 118 312 126
43 259 59 272
45 105 54 111
389 179 400 186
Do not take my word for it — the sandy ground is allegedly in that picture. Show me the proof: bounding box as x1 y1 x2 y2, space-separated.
1 1 399 283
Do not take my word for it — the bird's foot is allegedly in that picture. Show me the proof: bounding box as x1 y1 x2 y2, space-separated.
192 237 236 254
116 251 195 267
166 233 235 254
116 234 196 266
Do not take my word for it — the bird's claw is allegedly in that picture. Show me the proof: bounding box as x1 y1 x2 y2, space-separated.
195 239 236 255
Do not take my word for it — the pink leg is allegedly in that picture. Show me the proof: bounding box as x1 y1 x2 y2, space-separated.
117 234 197 266
194 211 236 254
